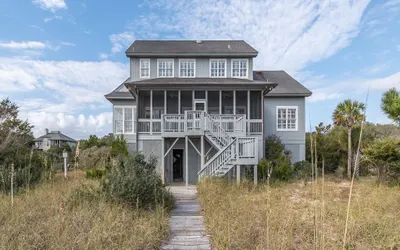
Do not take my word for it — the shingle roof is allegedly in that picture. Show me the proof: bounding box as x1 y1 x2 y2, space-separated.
104 78 135 100
253 70 312 97
35 131 76 142
125 78 276 91
126 40 258 56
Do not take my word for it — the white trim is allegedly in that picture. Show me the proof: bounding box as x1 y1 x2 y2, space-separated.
178 59 196 78
194 100 206 111
209 59 227 78
157 58 174 78
114 106 136 134
231 58 249 78
139 58 150 78
276 106 298 132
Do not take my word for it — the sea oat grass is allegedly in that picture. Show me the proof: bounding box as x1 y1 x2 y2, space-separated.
0 171 169 249
198 178 400 249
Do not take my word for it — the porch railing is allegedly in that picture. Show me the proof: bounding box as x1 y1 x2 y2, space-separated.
159 111 258 136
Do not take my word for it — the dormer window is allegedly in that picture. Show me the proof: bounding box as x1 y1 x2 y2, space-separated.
210 59 226 77
140 59 150 78
157 59 174 77
232 59 248 78
179 59 195 77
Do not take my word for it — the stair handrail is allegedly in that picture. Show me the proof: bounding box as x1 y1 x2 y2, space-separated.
198 138 237 177
204 112 232 147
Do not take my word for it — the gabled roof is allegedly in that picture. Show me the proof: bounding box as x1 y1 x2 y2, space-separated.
125 40 258 57
253 70 312 97
35 131 76 142
104 77 135 100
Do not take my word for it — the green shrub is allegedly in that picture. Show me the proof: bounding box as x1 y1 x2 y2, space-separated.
85 168 107 179
363 138 400 185
272 152 293 181
293 160 312 181
101 153 174 211
78 146 111 169
262 135 293 182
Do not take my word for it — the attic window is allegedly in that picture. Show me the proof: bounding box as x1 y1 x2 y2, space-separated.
210 59 226 77
232 59 248 78
157 59 174 77
140 59 150 78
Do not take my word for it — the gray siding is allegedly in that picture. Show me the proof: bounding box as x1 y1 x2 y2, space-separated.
162 138 213 184
264 97 306 162
130 57 253 81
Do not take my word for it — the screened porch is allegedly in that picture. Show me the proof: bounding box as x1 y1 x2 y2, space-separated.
137 90 263 136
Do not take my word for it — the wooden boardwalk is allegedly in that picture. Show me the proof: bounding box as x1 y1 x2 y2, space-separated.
161 185 212 250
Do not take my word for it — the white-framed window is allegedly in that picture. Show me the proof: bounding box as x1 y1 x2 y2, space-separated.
114 106 136 134
231 59 248 78
157 59 174 77
179 59 195 77
210 59 226 77
140 59 150 78
276 106 298 131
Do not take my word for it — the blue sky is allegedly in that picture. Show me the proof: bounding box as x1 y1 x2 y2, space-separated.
0 0 399 139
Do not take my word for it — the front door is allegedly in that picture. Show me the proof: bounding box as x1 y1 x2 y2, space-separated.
172 149 183 182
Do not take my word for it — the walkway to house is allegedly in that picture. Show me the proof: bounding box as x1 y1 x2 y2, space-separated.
161 184 212 250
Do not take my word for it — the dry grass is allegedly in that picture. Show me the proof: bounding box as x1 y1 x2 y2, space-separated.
197 178 400 249
0 171 169 250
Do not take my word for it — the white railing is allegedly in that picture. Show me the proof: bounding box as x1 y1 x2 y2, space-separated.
186 111 204 131
210 114 246 133
237 137 257 159
162 114 185 133
204 112 232 148
198 139 237 178
248 120 262 135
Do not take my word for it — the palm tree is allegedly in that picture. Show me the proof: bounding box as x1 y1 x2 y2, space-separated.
381 88 400 125
332 99 365 179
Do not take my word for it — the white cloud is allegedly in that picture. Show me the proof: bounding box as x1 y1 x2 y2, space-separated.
33 0 67 12
130 0 370 72
44 15 62 22
60 41 75 47
362 63 389 75
307 71 400 102
100 32 134 59
0 41 46 50
0 58 128 138
20 111 113 139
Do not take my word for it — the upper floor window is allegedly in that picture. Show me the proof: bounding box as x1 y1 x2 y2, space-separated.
115 107 136 134
210 59 226 77
157 59 174 77
179 59 195 77
140 59 150 78
277 106 298 131
232 59 248 78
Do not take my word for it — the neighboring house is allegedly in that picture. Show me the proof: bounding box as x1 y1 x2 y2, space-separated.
105 40 311 185
34 129 77 151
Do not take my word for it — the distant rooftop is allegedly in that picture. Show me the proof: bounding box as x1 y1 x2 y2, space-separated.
125 40 258 57
34 129 76 142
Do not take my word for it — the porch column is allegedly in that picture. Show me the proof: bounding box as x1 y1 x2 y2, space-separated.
200 135 204 182
254 164 258 185
161 138 165 184
185 136 189 186
236 165 241 184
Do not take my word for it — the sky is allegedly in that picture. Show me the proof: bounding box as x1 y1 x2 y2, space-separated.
0 0 399 139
